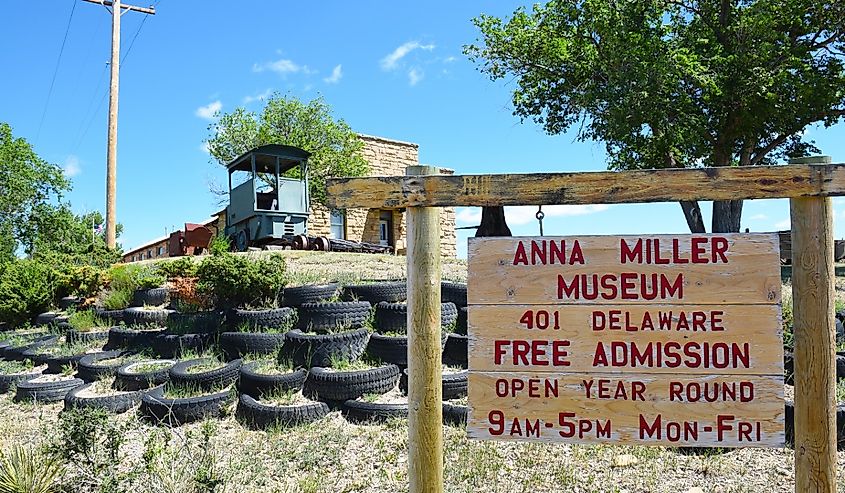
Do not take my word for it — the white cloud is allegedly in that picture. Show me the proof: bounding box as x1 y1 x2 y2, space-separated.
443 56 457 63
380 41 435 70
775 219 791 229
63 155 81 177
408 67 423 86
195 100 222 120
199 142 210 154
456 208 481 225
253 58 312 75
748 213 768 220
454 205 610 226
323 64 343 84
243 89 272 104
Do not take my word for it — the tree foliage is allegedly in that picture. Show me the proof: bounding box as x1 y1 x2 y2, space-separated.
206 94 369 206
0 122 69 260
466 0 845 232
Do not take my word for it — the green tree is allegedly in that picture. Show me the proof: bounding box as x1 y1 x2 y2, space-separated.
206 94 368 206
466 0 845 232
0 122 69 260
26 205 122 268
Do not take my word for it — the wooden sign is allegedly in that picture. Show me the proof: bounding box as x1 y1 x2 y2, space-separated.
467 233 784 447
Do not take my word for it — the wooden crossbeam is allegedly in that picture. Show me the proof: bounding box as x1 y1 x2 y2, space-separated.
326 163 845 209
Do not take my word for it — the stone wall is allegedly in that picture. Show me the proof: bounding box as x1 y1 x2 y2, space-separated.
309 134 456 257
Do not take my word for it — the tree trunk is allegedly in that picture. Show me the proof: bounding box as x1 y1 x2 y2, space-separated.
712 199 743 233
475 206 512 237
679 201 707 233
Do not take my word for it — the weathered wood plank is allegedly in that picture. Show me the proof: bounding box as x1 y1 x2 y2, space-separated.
327 164 845 209
467 234 781 305
790 197 837 492
467 372 784 447
405 165 444 493
468 304 783 374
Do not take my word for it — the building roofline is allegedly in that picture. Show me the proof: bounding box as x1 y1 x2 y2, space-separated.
357 133 418 148
124 235 169 256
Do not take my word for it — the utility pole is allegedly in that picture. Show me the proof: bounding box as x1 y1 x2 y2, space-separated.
82 0 155 248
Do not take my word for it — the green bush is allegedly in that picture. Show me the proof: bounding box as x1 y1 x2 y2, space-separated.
196 253 286 309
0 259 56 327
156 257 198 279
99 264 164 309
53 264 106 301
208 235 231 256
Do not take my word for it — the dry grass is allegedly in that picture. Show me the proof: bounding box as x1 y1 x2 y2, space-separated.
0 393 842 493
1 254 843 492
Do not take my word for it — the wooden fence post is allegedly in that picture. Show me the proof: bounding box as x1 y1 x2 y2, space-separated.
790 197 837 492
406 165 443 493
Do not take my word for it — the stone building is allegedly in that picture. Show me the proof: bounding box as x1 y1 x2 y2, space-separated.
122 134 456 262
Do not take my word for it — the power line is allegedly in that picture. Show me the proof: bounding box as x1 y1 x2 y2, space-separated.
35 0 77 145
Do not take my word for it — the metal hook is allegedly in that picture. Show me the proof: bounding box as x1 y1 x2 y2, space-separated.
536 206 545 236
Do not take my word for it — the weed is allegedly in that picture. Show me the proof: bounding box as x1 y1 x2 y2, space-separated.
67 310 109 332
837 379 845 402
0 359 34 374
251 358 294 375
328 355 379 372
129 361 172 374
162 383 229 399
185 361 224 375
48 407 132 491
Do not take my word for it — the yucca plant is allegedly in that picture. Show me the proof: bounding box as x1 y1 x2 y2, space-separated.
0 445 64 493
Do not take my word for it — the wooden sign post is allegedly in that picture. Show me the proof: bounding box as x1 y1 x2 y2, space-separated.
327 163 843 493
467 234 785 446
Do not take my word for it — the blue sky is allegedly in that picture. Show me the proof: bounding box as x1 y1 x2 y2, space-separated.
1 1 844 258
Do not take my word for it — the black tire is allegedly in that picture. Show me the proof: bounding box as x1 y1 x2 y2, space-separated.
2 335 59 362
152 333 211 359
785 400 794 447
140 385 234 426
443 402 468 426
123 307 174 327
368 332 449 367
14 377 84 403
132 287 170 307
838 352 845 381
305 364 400 402
373 302 458 333
282 283 340 307
63 383 141 414
168 312 223 334
115 360 175 391
93 308 125 324
342 399 408 424
77 350 131 382
59 296 83 310
455 307 468 335
399 369 467 400
106 326 164 350
342 282 407 304
281 329 370 368
441 282 467 307
443 333 468 368
238 362 307 398
229 308 294 331
218 332 286 361
0 367 44 393
442 371 468 400
296 302 372 332
45 353 89 374
34 312 59 327
366 333 409 366
236 393 328 430
784 351 794 385
66 329 110 344
168 358 242 391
